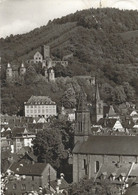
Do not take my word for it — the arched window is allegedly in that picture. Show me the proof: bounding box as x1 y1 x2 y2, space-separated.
95 161 100 173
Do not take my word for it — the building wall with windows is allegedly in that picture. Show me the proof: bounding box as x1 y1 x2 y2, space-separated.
73 136 138 183
6 163 56 195
24 96 57 118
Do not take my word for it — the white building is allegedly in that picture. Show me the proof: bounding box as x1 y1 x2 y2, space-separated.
24 96 57 118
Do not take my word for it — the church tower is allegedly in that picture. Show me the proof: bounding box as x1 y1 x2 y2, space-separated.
95 84 103 122
6 63 13 83
74 90 91 144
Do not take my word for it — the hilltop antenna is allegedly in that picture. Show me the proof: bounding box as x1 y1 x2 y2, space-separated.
82 0 103 31
99 0 102 8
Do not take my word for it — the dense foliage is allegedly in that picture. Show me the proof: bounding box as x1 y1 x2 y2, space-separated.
32 118 74 168
68 178 119 195
1 8 138 115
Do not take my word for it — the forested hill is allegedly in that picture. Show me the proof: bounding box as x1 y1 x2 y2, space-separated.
1 8 138 115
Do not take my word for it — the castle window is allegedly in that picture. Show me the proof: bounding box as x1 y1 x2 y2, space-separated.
95 161 100 173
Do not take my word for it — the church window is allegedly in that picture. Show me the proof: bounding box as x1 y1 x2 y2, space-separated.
95 161 100 173
82 159 87 175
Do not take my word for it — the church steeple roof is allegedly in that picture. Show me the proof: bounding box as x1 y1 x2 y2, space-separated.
96 84 101 101
78 89 88 111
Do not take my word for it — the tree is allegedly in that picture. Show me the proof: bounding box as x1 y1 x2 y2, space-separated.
32 127 68 169
62 87 76 108
112 85 127 104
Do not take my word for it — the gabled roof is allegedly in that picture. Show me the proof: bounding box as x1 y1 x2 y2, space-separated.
73 136 138 156
97 163 131 179
97 118 118 128
10 162 49 176
108 105 118 117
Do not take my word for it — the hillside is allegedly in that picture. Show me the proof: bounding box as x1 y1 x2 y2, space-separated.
1 8 138 115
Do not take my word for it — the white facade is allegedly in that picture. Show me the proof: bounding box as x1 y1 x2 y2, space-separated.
25 104 57 118
33 52 43 63
113 120 124 132
13 134 36 153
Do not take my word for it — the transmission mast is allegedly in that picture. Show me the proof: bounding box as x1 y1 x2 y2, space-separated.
99 0 102 8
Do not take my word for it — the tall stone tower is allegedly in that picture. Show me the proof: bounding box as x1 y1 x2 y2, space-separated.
95 84 103 122
74 90 91 144
20 63 26 76
42 45 50 60
6 63 13 82
48 68 55 82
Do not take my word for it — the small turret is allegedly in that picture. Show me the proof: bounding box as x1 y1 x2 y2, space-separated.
6 63 13 82
20 63 26 75
48 68 55 82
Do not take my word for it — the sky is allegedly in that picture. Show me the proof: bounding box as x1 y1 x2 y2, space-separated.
0 0 138 38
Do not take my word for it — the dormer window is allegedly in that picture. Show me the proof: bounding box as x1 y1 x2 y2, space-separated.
119 173 126 182
110 173 116 181
101 172 107 180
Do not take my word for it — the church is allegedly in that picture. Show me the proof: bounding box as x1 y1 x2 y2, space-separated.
72 89 138 183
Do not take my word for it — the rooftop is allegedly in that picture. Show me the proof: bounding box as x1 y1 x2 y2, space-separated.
10 162 50 176
73 136 138 156
25 95 56 105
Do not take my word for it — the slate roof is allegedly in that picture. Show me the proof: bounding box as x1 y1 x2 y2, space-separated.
25 95 56 105
73 136 138 156
97 118 118 128
10 162 49 176
12 127 35 137
97 163 131 179
130 164 138 177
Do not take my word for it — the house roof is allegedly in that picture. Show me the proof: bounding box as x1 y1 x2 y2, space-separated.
25 95 56 105
73 136 138 156
97 163 131 179
97 118 118 128
12 127 35 137
10 162 49 176
130 164 138 177
108 105 118 117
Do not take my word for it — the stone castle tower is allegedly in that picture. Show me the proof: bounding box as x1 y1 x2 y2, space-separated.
74 90 91 144
41 45 50 60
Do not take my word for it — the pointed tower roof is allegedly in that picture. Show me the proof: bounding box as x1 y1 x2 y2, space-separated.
21 63 25 68
78 89 88 111
96 84 101 101
108 105 117 117
7 63 11 68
